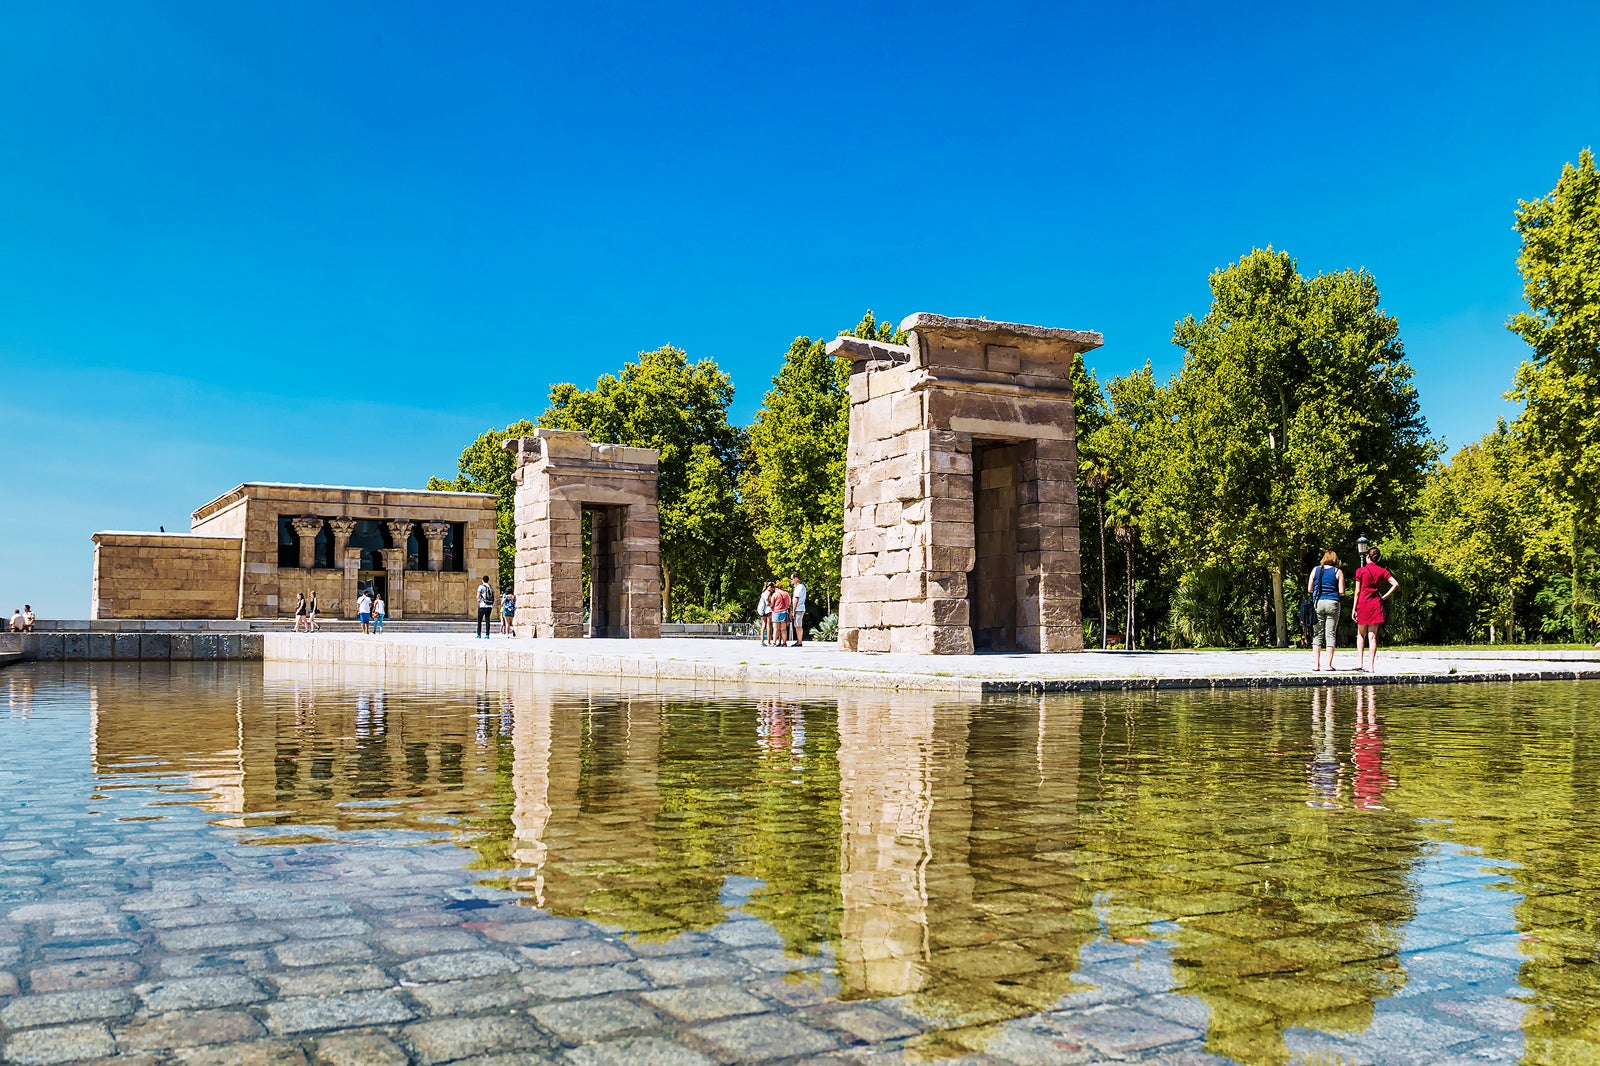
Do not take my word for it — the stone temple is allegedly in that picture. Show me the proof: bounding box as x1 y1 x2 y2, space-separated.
92 484 498 620
505 429 663 639
828 314 1103 655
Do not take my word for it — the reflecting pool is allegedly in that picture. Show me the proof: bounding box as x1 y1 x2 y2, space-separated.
3 663 1600 1064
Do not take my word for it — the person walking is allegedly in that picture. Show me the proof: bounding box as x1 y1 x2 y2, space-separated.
356 588 373 634
500 588 516 636
769 582 791 647
372 593 386 634
293 593 308 632
1306 551 1345 672
307 592 319 632
476 576 494 639
788 571 807 647
756 582 773 645
1353 546 1399 673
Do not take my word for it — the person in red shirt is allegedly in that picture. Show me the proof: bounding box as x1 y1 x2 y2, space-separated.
769 584 792 647
1352 546 1399 673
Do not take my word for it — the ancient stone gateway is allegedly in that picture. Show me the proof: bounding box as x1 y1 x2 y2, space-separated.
505 429 662 639
828 314 1103 655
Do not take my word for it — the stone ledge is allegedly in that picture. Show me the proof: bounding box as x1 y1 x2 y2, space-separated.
899 313 1104 349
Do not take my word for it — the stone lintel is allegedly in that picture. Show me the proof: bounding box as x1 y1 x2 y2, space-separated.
899 313 1104 351
827 336 913 365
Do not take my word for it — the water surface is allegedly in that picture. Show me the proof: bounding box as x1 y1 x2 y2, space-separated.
2 662 1599 1064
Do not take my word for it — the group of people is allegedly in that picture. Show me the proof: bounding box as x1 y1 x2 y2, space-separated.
756 572 807 647
291 590 388 634
1303 546 1399 672
7 606 35 633
477 576 515 637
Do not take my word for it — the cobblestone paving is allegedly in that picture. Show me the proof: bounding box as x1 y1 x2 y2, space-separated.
3 664 1595 1063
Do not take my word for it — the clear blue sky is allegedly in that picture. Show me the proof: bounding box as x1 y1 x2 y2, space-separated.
3 1 1597 618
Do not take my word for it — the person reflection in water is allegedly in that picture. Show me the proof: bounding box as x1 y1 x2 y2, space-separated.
1351 686 1394 810
1307 688 1344 808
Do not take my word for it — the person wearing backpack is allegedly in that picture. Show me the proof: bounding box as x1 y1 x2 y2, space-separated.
756 582 773 645
1306 551 1345 672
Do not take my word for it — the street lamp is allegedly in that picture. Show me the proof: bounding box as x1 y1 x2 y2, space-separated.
1356 534 1370 567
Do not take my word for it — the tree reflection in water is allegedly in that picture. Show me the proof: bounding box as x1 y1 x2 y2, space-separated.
74 662 1600 1065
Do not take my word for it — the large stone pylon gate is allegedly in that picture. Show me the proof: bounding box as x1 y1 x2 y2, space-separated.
827 314 1103 655
504 429 662 639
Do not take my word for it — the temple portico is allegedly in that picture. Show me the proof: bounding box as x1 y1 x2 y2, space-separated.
92 484 497 620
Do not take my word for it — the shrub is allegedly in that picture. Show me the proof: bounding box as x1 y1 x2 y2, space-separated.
811 612 839 641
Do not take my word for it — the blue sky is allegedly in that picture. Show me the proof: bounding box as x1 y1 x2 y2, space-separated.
3 1 1597 618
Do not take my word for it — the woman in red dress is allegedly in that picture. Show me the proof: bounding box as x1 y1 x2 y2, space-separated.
1353 546 1399 673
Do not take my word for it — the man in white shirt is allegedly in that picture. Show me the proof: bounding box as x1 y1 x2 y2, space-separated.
356 590 373 634
788 571 807 647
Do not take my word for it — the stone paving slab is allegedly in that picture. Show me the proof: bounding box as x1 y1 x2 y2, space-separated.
264 632 1600 695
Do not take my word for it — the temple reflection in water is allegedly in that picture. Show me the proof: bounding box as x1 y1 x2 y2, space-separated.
75 662 1600 1065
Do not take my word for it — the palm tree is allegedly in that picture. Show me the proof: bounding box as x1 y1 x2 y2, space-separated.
1080 454 1112 650
1106 488 1140 650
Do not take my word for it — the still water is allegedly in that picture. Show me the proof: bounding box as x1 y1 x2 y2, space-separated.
2 663 1599 1065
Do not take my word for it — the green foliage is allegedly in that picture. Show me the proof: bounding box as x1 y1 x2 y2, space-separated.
743 311 905 609
1373 542 1471 645
538 345 760 618
428 418 537 587
811 611 839 642
676 601 746 624
1508 148 1600 639
1155 248 1439 643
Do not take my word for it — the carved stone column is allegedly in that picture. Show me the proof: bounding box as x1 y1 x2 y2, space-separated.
328 518 358 618
422 521 450 573
384 520 412 619
291 516 323 570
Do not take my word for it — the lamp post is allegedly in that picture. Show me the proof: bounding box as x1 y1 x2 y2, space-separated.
1356 534 1370 568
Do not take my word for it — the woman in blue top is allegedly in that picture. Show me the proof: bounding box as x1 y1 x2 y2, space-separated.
1306 551 1346 672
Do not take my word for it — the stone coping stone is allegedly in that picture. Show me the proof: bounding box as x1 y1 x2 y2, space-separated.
900 312 1104 348
262 633 1600 696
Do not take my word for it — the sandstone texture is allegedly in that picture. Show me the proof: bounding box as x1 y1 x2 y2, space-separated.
91 484 497 622
828 313 1102 655
505 429 662 639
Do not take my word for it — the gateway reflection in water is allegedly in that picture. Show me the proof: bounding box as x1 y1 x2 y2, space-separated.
51 663 1600 1063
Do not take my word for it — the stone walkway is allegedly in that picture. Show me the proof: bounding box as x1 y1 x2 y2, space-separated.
262 633 1600 694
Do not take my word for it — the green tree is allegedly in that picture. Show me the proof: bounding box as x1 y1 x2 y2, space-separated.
1161 248 1438 645
1412 423 1564 641
1508 148 1600 641
538 345 756 618
743 311 904 610
428 419 538 587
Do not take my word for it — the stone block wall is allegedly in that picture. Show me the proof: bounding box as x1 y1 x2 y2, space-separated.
191 483 497 620
506 429 662 639
829 314 1100 655
90 533 244 620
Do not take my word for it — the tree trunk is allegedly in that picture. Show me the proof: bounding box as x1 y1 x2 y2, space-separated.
661 564 672 624
1126 544 1136 651
1271 565 1287 648
1574 514 1584 644
1097 495 1108 650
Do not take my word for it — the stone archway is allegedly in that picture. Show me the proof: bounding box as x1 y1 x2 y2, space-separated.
828 314 1103 654
504 429 663 639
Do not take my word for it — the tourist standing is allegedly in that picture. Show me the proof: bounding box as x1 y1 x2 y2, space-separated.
756 582 773 645
770 583 791 647
1353 546 1399 673
476 576 494 639
7 609 20 633
357 589 373 634
293 593 308 632
21 606 35 632
789 571 807 647
501 588 516 635
373 594 386 634
308 592 319 632
1306 551 1345 672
